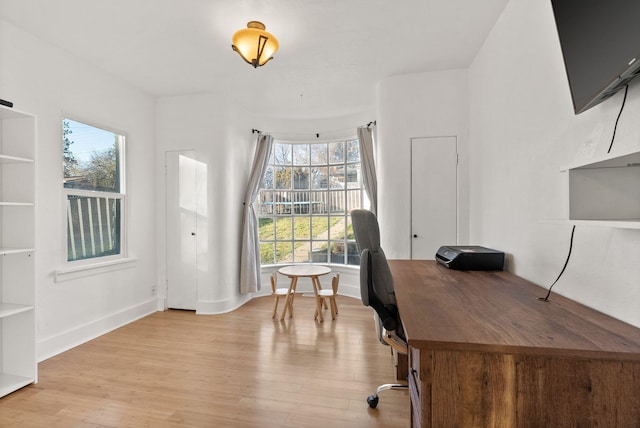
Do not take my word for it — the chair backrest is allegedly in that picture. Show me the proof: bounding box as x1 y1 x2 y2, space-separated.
331 273 340 294
351 209 404 340
351 209 382 256
270 272 277 293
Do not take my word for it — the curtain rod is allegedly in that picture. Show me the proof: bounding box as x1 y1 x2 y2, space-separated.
251 120 376 139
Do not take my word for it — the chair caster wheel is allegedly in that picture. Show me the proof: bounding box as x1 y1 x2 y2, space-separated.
367 395 379 408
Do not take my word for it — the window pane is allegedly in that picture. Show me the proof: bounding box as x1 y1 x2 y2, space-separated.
346 216 356 240
346 241 360 266
347 189 362 212
260 243 275 265
294 217 310 240
329 141 344 164
330 241 345 264
293 167 310 190
310 241 329 263
328 191 345 213
63 118 122 193
293 144 309 165
291 191 311 214
273 143 292 165
258 191 272 215
276 242 293 263
262 166 274 189
275 167 291 189
346 163 361 188
293 243 311 263
345 216 360 265
311 143 327 165
258 217 274 240
308 191 326 214
275 217 293 240
346 139 360 162
329 215 345 241
311 167 328 190
272 191 290 214
311 216 329 238
67 195 121 261
330 165 345 189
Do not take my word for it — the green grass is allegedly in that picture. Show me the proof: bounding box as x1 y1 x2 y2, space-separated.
259 216 342 263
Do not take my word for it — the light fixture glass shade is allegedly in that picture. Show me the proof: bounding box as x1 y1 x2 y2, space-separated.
232 21 279 68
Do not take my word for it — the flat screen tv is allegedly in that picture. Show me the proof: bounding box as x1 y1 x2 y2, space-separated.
551 0 640 114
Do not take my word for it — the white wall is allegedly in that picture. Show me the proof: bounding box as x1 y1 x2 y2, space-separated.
0 20 159 359
468 0 640 327
376 70 470 258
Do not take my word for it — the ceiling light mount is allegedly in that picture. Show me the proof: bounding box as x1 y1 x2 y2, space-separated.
232 21 279 68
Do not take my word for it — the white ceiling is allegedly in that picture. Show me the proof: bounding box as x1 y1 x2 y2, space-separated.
0 0 509 119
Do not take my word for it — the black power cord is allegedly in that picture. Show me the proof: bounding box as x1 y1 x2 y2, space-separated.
607 85 629 154
539 225 576 302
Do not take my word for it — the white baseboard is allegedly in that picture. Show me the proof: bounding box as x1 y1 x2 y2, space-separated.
195 294 253 315
37 297 159 362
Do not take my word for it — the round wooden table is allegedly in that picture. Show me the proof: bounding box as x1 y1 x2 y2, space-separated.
278 265 332 322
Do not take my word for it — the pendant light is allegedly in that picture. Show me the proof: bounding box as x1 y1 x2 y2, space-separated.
231 21 279 68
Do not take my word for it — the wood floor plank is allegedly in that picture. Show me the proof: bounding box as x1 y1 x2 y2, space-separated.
0 295 409 427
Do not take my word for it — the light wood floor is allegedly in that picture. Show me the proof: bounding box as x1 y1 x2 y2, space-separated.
0 295 409 427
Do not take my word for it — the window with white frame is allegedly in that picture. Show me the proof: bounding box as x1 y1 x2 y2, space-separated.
62 117 125 262
258 138 369 266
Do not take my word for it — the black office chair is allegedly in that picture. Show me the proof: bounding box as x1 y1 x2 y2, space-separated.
351 209 408 409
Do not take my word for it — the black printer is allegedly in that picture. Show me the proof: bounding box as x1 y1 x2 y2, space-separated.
435 246 504 271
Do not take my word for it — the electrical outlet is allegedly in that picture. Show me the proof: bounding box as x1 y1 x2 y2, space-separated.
151 284 157 296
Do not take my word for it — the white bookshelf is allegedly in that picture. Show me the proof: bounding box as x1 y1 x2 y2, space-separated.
0 104 37 397
563 148 640 229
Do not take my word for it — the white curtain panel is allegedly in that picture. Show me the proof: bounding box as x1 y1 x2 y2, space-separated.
240 134 273 294
357 126 378 215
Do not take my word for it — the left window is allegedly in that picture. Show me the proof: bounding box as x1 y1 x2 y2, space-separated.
62 117 125 262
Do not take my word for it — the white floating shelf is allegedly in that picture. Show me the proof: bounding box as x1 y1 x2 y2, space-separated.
563 148 640 228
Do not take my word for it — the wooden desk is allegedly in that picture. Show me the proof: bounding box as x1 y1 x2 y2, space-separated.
278 265 331 322
389 260 640 428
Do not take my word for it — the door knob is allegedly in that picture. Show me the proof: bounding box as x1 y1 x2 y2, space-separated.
413 234 418 238
191 232 196 236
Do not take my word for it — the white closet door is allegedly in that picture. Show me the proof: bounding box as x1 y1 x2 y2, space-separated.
166 150 198 310
411 137 458 259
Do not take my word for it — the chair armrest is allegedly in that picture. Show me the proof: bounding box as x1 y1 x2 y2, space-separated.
382 329 408 355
